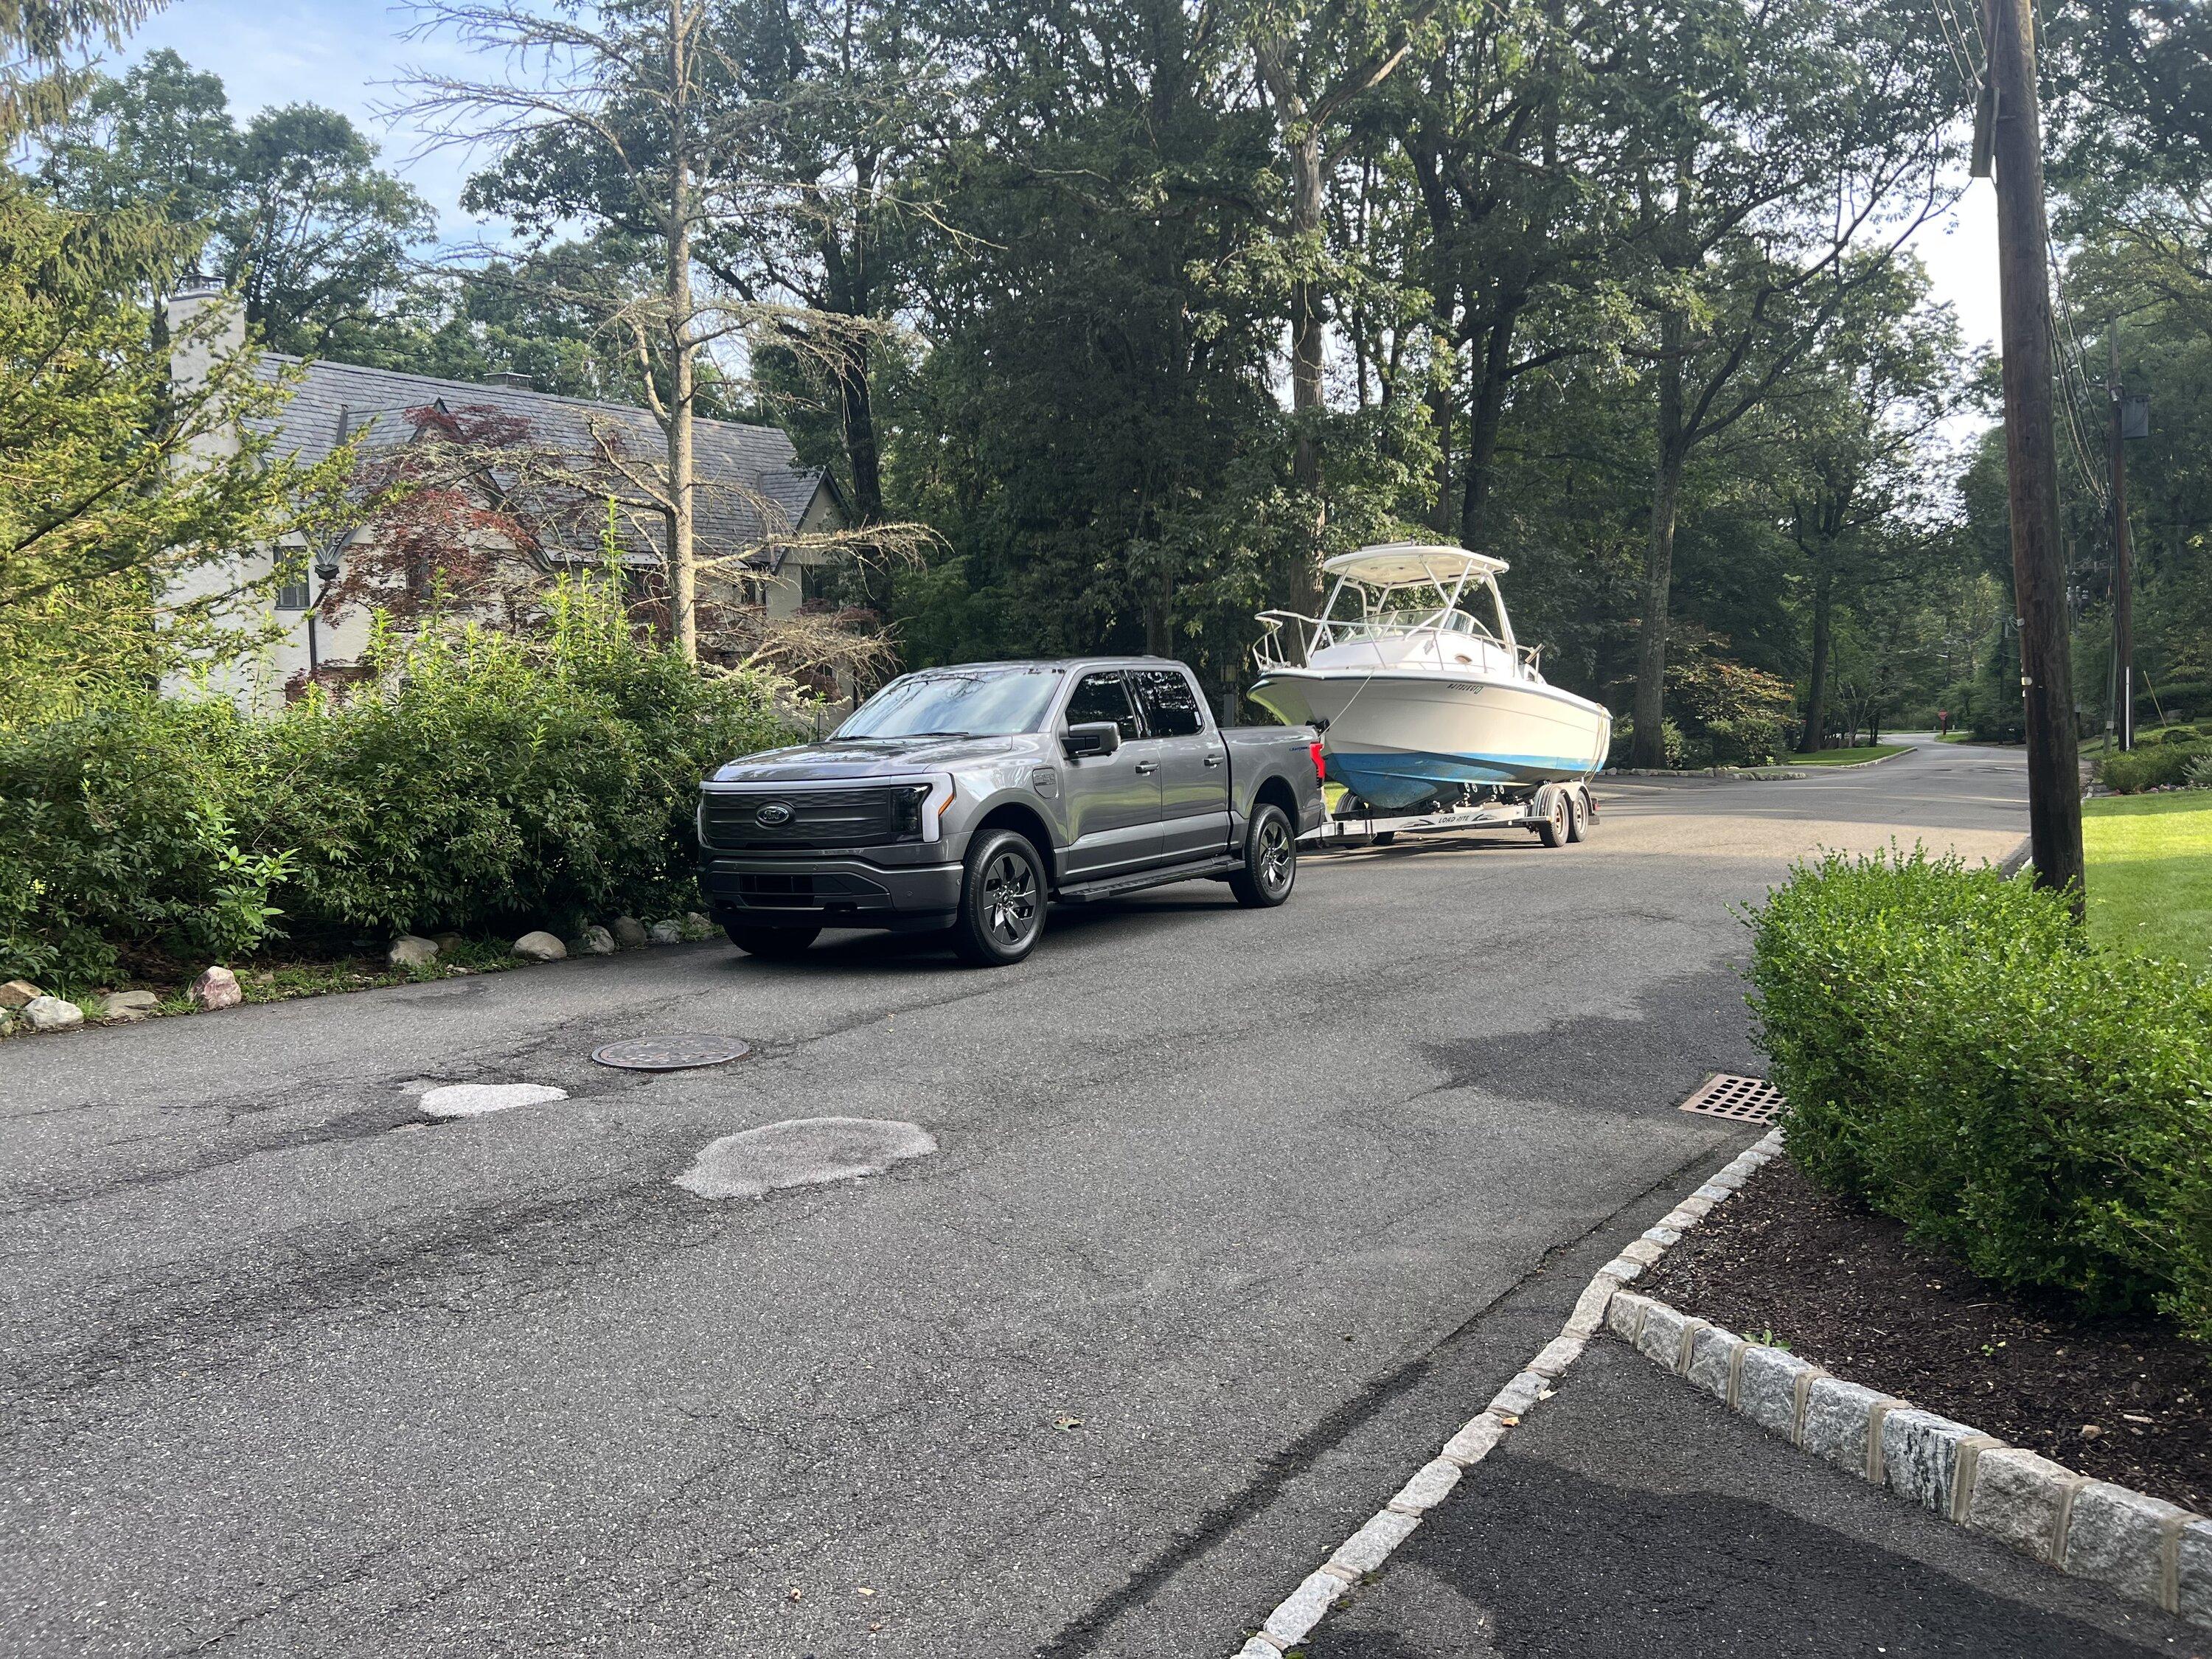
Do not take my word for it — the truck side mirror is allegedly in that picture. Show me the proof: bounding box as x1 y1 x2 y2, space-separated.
1063 721 1121 759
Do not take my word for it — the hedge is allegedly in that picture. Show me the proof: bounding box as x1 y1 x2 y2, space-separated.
2101 740 2211 794
1747 848 2212 1338
1 602 792 986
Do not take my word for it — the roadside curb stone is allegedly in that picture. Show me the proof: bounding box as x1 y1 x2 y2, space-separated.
1684 1324 1742 1402
2064 1481 2196 1610
1736 1344 1818 1441
1879 1408 1980 1513
1801 1377 1893 1475
1964 1448 2076 1562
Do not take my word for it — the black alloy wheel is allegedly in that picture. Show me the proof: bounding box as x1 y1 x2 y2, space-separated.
1229 802 1298 908
952 829 1047 966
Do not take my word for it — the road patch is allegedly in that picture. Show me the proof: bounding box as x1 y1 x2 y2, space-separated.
418 1082 570 1119
676 1117 937 1200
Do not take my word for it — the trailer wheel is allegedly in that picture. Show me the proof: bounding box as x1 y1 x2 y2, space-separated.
1536 787 1571 847
1566 788 1590 843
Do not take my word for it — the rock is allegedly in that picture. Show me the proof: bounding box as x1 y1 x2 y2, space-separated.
611 916 650 949
432 932 465 955
512 931 567 962
648 919 684 945
0 978 41 1009
388 934 441 968
22 995 83 1032
102 990 161 1021
681 911 714 939
572 925 616 956
189 967 243 1011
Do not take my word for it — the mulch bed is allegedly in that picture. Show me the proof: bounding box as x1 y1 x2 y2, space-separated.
1641 1156 2212 1515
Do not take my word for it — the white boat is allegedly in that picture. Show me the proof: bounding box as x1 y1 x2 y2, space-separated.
1246 543 1613 810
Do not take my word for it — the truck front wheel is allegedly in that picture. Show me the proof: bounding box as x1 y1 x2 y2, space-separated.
951 829 1048 966
1228 802 1298 908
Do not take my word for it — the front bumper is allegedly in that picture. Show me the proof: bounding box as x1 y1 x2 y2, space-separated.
698 852 963 932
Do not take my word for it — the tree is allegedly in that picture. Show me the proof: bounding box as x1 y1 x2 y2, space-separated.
404 0 919 661
39 49 437 359
1604 0 1960 766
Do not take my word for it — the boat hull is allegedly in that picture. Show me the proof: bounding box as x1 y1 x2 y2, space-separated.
1248 669 1611 808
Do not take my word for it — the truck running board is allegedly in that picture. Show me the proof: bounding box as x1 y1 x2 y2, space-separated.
1054 855 1245 904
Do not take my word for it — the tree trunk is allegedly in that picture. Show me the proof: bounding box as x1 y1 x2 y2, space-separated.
1458 305 1518 549
1804 568 1834 751
665 0 698 662
1630 310 1685 768
835 337 883 526
1288 125 1324 495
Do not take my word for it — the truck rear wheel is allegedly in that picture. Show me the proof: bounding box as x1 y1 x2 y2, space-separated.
1228 802 1298 907
951 828 1047 966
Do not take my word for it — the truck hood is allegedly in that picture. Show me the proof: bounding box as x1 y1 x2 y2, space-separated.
706 734 1034 784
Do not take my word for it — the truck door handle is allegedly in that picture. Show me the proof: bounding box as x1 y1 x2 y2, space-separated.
1133 761 1158 775
1203 754 1222 767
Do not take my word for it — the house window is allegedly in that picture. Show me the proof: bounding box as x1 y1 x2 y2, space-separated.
275 577 310 611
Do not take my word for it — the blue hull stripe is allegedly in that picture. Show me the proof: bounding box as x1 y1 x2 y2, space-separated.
1328 747 1599 806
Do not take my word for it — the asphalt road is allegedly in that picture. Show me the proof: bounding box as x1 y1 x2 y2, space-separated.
1 743 2033 1658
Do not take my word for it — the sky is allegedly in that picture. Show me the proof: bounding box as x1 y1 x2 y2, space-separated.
122 0 2009 358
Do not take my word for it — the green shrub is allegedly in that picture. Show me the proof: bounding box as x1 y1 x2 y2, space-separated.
0 699 285 984
1748 848 2212 1337
2101 741 2210 793
0 582 793 980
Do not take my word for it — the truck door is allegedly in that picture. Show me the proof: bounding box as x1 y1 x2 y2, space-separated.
1132 667 1231 859
1058 670 1165 877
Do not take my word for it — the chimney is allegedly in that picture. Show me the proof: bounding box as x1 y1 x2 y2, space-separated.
162 276 248 469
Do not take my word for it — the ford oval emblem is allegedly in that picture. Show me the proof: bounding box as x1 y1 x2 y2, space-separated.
754 801 795 827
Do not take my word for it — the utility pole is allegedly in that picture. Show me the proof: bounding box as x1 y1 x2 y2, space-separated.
2107 323 2136 751
1981 0 2085 909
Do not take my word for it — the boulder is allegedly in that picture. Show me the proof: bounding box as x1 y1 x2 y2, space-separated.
0 978 41 1009
512 931 567 962
23 995 83 1032
432 932 465 955
680 911 714 940
611 915 650 950
388 934 441 968
189 967 243 1011
648 919 684 945
573 925 616 956
102 990 161 1021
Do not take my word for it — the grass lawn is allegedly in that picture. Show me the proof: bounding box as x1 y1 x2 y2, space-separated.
1786 743 1912 766
2084 791 2212 967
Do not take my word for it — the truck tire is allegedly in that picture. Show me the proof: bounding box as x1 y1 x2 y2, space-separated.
1228 801 1298 907
1566 787 1590 843
1536 787 1571 847
951 828 1047 966
725 923 819 959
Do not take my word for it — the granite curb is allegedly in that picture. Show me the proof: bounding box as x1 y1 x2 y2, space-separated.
1610 1287 2212 1630
1228 1129 1787 1657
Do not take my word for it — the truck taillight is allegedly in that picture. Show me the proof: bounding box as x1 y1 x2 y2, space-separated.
1309 740 1326 783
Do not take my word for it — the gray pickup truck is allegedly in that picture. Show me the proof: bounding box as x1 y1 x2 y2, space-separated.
696 657 1324 965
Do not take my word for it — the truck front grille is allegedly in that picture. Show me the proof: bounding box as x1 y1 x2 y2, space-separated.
701 788 919 850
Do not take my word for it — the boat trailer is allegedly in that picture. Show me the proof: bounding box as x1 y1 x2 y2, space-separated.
1304 779 1599 849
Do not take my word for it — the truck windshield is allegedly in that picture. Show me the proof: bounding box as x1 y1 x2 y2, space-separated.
835 669 1065 739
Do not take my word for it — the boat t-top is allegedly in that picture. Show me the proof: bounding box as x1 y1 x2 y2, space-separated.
1246 543 1613 812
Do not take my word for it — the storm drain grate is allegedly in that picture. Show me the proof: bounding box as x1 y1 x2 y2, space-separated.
1678 1073 1784 1124
593 1034 753 1071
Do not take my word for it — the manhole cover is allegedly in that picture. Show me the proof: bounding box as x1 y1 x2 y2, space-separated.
592 1034 753 1071
1678 1073 1784 1124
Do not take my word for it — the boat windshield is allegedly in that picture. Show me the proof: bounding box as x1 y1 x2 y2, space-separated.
835 667 1065 739
1329 601 1500 645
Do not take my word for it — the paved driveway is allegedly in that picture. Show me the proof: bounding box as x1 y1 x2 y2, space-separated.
1 745 2028 1657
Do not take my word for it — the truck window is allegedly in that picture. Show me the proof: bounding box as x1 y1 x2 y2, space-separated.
1066 672 1144 740
1133 669 1205 737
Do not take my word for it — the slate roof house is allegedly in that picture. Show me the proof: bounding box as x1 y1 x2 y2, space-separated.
161 278 846 714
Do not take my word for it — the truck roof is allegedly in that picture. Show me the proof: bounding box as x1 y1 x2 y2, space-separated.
899 656 1190 674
